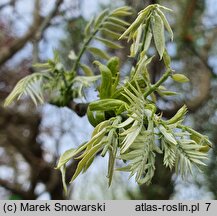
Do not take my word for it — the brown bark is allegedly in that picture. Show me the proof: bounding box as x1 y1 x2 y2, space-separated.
0 0 64 65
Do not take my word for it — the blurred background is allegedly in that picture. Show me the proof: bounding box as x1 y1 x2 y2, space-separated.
0 0 217 200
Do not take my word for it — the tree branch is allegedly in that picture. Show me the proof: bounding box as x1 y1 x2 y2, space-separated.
0 0 64 65
34 0 64 41
0 0 15 10
144 68 172 98
0 178 36 199
67 101 89 117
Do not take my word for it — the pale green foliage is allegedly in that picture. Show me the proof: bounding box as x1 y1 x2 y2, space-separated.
72 75 101 98
4 53 70 106
4 4 212 192
56 148 77 169
73 6 132 75
172 73 190 83
120 4 173 59
4 7 132 107
4 53 100 106
4 73 47 106
152 13 165 59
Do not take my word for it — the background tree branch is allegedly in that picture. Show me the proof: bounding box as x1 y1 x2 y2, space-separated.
0 0 64 65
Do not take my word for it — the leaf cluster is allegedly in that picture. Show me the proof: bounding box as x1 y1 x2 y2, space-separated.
4 4 212 191
4 7 132 107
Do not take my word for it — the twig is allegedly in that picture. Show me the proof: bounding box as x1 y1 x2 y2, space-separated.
0 0 14 10
34 0 64 41
0 0 64 65
144 68 172 98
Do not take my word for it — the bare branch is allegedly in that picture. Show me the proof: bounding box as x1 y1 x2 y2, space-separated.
0 0 64 65
0 178 36 199
34 0 64 41
67 101 89 117
0 0 15 10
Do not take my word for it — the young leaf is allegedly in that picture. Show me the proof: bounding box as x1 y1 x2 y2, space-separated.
143 27 152 53
107 149 116 186
94 61 113 99
157 8 173 41
84 18 94 36
87 47 110 60
163 49 171 68
152 13 165 59
158 90 178 97
158 125 177 145
199 145 211 153
167 105 187 124
60 165 67 195
72 75 100 98
138 4 154 15
158 5 173 13
94 9 109 28
89 99 127 112
4 73 47 107
172 74 189 83
111 6 132 17
136 55 154 79
129 24 143 57
56 148 76 169
104 21 127 32
161 139 176 169
96 37 123 49
80 63 94 76
101 28 123 40
108 17 130 27
121 121 143 153
70 142 104 182
107 56 120 77
119 13 145 39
